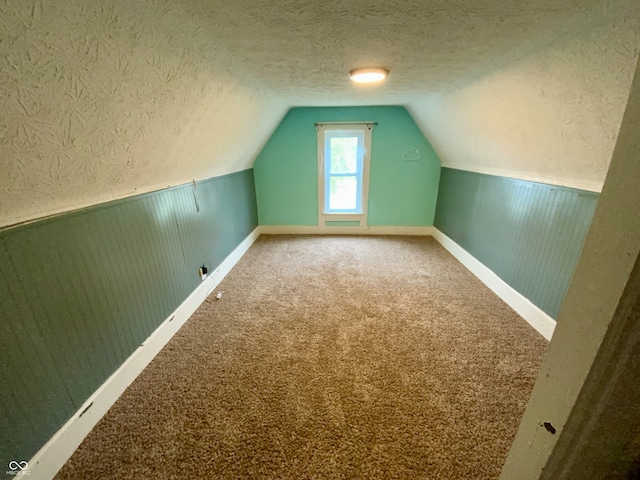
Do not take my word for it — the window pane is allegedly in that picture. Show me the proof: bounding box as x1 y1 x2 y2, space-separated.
329 176 357 210
329 137 358 174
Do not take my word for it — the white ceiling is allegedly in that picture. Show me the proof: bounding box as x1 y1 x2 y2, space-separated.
408 2 640 191
184 0 625 105
1 0 639 226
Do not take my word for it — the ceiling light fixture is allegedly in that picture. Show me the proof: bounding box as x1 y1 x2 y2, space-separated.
349 67 389 83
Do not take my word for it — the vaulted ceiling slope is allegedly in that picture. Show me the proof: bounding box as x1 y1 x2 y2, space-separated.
409 1 640 192
1 0 639 227
0 0 287 227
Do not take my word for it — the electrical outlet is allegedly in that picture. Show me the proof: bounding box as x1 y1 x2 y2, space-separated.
199 266 208 280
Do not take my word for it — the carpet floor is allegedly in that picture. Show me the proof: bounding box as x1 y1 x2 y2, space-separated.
55 235 547 479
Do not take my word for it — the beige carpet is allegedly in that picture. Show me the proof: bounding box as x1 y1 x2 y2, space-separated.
56 235 547 479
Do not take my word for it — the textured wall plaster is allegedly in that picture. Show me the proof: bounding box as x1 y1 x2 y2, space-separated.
2 0 639 226
0 0 286 228
409 2 640 192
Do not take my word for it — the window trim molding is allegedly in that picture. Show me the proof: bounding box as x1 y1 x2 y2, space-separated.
316 123 373 226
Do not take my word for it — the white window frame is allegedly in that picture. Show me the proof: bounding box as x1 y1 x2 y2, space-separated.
316 122 373 226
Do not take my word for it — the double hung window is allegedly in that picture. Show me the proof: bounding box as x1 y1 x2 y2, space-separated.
317 123 372 224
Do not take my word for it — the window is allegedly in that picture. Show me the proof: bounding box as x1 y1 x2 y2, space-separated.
317 123 372 224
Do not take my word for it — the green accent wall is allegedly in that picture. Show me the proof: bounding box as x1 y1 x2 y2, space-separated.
254 106 441 226
0 170 257 465
435 168 599 319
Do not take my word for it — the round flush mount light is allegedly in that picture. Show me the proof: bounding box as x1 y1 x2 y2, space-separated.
349 67 389 83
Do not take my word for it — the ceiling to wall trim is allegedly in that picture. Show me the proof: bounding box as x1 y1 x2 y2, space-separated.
439 165 604 193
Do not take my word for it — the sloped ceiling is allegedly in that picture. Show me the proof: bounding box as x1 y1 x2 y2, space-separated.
408 1 640 191
0 0 287 227
1 0 639 227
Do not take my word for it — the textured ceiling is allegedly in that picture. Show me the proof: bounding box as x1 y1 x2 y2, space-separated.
0 0 287 227
1 0 639 226
184 0 627 105
409 3 640 191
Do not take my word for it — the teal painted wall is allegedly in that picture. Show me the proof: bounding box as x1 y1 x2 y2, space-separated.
435 168 599 319
0 170 257 465
254 106 441 226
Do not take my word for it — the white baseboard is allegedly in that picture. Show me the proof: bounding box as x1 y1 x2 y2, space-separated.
28 227 260 480
259 225 434 235
432 228 556 341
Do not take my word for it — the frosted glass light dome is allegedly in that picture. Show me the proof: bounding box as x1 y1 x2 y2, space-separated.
349 67 389 83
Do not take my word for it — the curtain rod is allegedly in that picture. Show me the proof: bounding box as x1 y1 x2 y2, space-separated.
315 121 378 126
